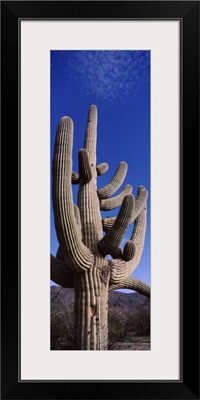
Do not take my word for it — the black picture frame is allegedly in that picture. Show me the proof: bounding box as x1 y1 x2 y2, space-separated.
1 1 199 399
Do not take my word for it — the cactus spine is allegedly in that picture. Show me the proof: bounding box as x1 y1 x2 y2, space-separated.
51 105 150 350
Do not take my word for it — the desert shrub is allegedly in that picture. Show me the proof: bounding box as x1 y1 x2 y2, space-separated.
51 303 74 350
108 307 129 344
127 299 150 336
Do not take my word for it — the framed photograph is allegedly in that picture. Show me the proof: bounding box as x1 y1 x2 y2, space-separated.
1 1 199 399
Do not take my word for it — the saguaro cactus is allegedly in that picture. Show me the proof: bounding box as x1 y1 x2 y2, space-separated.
51 105 150 350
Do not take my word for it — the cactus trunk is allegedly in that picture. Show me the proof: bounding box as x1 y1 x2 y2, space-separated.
51 105 150 350
74 262 109 350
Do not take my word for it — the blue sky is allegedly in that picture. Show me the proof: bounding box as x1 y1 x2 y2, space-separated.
51 50 150 290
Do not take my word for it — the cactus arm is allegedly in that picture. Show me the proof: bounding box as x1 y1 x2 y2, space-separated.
55 203 82 256
133 186 148 220
96 162 109 176
52 116 94 272
78 106 103 249
111 246 123 259
72 171 80 184
102 186 147 231
109 204 147 283
100 185 132 211
109 276 150 298
98 194 135 256
123 240 135 261
78 149 92 183
74 205 82 239
51 254 74 288
130 203 147 248
97 161 128 199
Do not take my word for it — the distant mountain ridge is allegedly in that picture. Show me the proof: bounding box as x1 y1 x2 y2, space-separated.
51 285 149 314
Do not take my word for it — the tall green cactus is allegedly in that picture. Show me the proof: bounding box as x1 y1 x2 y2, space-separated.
51 105 150 350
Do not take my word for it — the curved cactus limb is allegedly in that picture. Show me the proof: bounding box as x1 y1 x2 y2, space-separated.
133 186 148 220
74 205 82 238
109 276 150 298
111 246 123 259
131 203 147 244
100 185 132 211
97 161 128 199
98 194 135 256
102 186 147 230
78 149 92 183
108 204 147 283
96 162 109 176
72 171 80 184
123 240 136 261
51 254 74 288
52 116 94 272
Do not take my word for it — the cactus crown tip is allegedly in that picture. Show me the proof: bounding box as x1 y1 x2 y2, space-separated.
59 116 73 126
124 193 134 204
87 105 98 124
60 115 72 121
89 104 97 114
137 185 147 194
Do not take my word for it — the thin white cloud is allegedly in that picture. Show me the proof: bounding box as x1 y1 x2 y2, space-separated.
60 51 150 104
